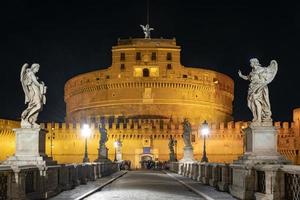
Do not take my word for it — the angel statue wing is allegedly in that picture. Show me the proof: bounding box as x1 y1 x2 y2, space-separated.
140 24 145 30
20 63 30 104
265 60 278 84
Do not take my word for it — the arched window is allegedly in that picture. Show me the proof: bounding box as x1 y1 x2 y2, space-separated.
143 68 150 77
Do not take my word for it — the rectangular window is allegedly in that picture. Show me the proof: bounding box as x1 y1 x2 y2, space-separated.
167 64 172 70
120 64 125 71
136 52 141 61
120 52 125 61
192 134 195 142
183 74 188 78
167 52 172 61
150 67 159 77
134 68 143 77
151 52 157 61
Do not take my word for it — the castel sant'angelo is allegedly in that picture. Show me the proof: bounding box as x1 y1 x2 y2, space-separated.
1 29 300 168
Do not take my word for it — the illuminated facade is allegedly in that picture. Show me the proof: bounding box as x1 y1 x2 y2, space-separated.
1 116 300 168
1 38 299 168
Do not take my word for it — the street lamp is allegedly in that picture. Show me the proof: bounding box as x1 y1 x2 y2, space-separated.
50 127 55 158
174 139 178 161
200 120 209 162
114 140 119 162
81 124 91 163
47 125 55 158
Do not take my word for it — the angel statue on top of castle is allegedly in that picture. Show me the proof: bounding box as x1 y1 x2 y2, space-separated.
140 24 154 39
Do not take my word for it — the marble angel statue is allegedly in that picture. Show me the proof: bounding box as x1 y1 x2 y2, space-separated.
182 118 192 147
99 122 108 148
140 24 154 39
168 135 176 161
20 63 47 128
238 58 278 123
168 136 175 155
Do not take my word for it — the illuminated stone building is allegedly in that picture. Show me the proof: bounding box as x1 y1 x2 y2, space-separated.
0 38 299 168
62 37 235 166
64 38 234 124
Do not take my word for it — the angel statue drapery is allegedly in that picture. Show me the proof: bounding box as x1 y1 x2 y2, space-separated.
20 63 47 128
238 58 278 123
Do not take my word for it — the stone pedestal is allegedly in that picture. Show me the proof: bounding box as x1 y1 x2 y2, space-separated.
235 124 290 164
95 146 111 162
179 146 195 163
3 128 56 166
169 153 176 162
230 123 290 200
116 148 122 162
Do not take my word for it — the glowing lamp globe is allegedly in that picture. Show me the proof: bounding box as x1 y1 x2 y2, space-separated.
81 124 91 138
201 121 209 136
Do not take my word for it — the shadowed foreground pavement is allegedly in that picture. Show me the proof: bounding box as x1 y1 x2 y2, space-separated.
84 170 204 200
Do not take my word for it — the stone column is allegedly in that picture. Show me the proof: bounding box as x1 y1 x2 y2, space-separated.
229 164 256 200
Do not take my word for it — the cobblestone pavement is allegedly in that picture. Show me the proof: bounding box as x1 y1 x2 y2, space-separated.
84 170 205 200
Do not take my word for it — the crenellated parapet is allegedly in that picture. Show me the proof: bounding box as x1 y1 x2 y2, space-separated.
0 119 19 160
0 116 299 164
0 119 19 136
39 119 298 140
0 118 293 141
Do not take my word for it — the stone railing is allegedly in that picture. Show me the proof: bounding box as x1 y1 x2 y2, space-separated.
170 162 300 200
0 166 11 200
0 162 119 200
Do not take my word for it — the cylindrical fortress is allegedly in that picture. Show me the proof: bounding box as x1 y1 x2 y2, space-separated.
64 38 234 124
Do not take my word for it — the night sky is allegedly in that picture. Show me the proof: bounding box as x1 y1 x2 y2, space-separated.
0 0 299 123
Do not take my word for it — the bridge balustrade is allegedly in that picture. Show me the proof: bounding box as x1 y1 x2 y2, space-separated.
170 162 300 200
0 162 119 199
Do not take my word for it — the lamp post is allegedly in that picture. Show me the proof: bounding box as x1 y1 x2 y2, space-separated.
174 139 178 161
200 120 209 162
50 127 55 157
81 124 91 163
114 140 119 162
47 124 55 158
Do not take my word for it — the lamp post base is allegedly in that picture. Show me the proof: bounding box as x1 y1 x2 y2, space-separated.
83 157 90 163
201 155 208 162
